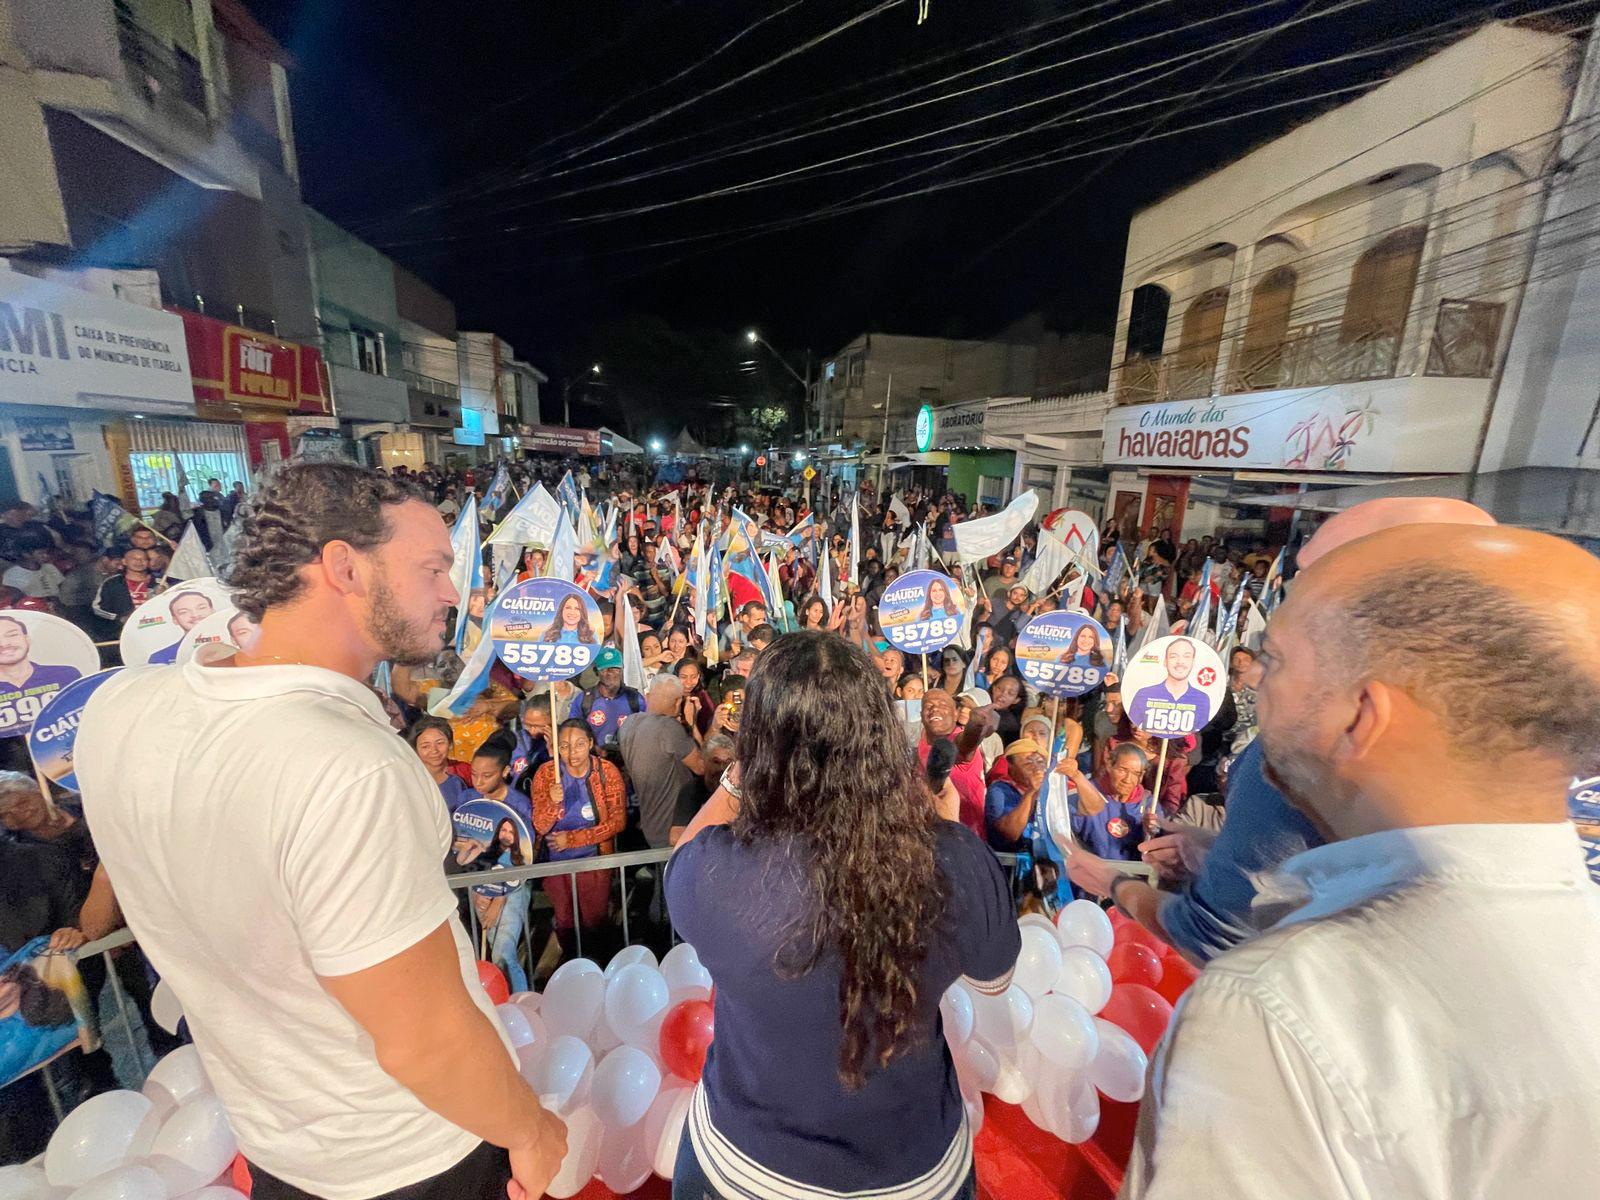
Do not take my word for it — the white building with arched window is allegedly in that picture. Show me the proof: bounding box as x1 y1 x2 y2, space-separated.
1098 20 1593 544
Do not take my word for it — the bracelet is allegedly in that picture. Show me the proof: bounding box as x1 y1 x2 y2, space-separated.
1108 873 1146 920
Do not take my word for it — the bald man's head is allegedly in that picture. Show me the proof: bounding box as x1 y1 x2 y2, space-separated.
1297 497 1496 571
1258 524 1600 837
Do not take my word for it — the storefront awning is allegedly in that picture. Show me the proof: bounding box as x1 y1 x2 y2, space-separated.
1226 467 1600 538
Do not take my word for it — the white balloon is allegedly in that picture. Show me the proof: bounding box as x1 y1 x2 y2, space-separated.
622 1010 667 1067
590 1047 661 1130
667 983 712 1008
660 949 713 1001
597 1119 653 1194
1011 926 1064 1000
138 1153 210 1197
62 1165 163 1200
1018 913 1056 936
955 1037 1001 1095
0 1164 57 1200
589 1004 623 1056
46 1091 153 1187
992 1039 1036 1105
509 990 542 1013
542 960 605 1042
640 1081 694 1179
1053 946 1114 1016
971 985 1033 1055
1058 1073 1102 1144
604 965 670 1043
964 1090 985 1137
1032 994 1100 1072
149 1095 236 1182
495 1003 537 1048
939 983 975 1048
529 1035 594 1115
128 1090 174 1161
1088 1019 1149 1103
180 1190 249 1200
142 1046 210 1108
604 944 657 981
1055 900 1114 959
515 1040 546 1081
543 1106 603 1199
150 981 184 1037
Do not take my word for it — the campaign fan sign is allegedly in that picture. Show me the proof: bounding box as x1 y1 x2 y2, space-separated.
120 577 233 666
1119 634 1227 739
1569 774 1600 885
1 935 99 1087
0 612 99 739
175 605 261 664
27 668 122 792
876 570 967 654
450 798 535 897
490 578 604 682
1015 611 1113 697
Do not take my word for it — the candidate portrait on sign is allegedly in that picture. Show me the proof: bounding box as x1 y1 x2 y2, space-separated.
1128 636 1211 730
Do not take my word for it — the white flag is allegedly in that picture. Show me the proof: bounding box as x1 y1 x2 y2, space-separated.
1241 599 1268 651
488 482 561 549
1132 594 1170 655
818 540 835 613
1065 572 1088 612
167 524 212 581
888 492 911 529
952 492 1039 564
619 588 646 693
849 496 861 588
1022 526 1073 596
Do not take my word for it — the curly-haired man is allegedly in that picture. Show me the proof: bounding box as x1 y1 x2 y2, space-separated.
76 461 566 1200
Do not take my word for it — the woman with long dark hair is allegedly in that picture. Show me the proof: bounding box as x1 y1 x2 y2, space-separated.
667 631 1018 1200
540 594 595 644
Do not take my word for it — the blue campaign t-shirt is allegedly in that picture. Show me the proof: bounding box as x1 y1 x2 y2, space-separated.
1129 681 1211 733
147 639 182 665
1070 787 1147 863
665 822 1018 1198
569 688 639 746
1158 739 1325 962
547 764 602 862
437 772 471 810
984 780 1028 853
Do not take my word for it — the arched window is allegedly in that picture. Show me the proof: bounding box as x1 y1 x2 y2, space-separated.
1118 283 1170 403
1171 287 1228 400
1342 226 1426 346
1236 266 1297 389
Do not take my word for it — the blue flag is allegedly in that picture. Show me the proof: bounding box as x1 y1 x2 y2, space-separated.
557 470 582 521
727 508 777 615
1190 559 1214 636
482 461 511 516
448 497 483 657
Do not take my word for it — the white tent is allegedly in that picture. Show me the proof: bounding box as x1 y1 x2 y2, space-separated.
669 427 706 456
598 426 644 455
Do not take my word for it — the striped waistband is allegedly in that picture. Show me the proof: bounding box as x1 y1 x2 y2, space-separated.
686 1082 972 1200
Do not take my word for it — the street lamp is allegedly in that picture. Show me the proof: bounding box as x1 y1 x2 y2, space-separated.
742 328 813 441
649 437 664 453
591 363 602 376
738 443 749 454
744 329 759 345
792 451 806 463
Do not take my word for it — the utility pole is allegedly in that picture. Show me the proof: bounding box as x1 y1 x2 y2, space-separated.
878 373 893 494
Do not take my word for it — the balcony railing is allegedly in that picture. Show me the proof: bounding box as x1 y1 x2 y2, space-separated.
402 368 461 400
1116 298 1504 406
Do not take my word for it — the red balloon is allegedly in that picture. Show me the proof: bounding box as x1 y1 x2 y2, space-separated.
1107 942 1164 989
659 999 716 1082
229 1154 253 1197
1098 983 1174 1055
476 960 510 1006
1153 955 1199 1006
1112 917 1167 956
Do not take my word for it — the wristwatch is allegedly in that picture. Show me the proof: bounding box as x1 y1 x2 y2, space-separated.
1108 873 1147 920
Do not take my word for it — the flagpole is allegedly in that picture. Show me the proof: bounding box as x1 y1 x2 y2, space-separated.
1146 739 1169 822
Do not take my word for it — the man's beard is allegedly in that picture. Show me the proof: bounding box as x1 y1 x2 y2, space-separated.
1259 731 1338 842
365 573 445 667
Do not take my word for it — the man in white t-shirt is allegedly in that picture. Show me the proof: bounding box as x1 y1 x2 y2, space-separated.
2 546 64 600
77 462 565 1200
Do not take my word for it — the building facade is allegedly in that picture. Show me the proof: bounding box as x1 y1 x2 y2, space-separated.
1094 22 1581 543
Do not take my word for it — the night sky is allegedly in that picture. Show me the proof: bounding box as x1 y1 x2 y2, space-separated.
250 0 1588 380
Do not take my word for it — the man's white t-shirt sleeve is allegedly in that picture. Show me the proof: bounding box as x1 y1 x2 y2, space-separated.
283 762 458 977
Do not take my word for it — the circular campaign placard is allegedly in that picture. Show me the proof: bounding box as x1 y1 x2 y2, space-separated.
1016 610 1113 697
876 570 967 655
28 668 123 792
119 578 234 667
451 798 535 897
489 578 604 682
175 605 262 665
1119 633 1227 739
0 610 100 739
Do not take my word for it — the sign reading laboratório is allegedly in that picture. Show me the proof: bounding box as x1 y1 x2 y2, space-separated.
450 798 536 897
490 578 604 681
1119 634 1226 739
120 578 235 666
0 611 100 739
28 669 122 792
877 570 967 654
0 266 193 414
1016 611 1113 697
